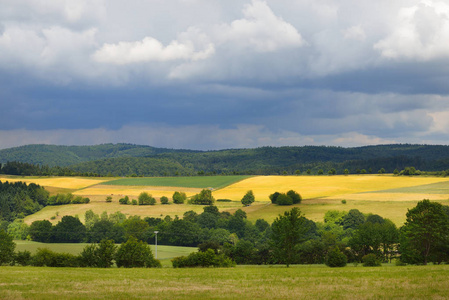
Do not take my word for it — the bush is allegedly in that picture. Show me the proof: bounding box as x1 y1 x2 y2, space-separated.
341 199 347 204
362 254 381 267
325 247 347 267
276 194 293 206
72 196 90 204
160 196 169 204
119 196 130 205
79 239 117 268
189 189 215 205
15 250 32 266
241 190 255 206
115 237 161 268
31 248 79 267
172 249 235 268
173 191 186 204
217 199 232 202
138 192 156 205
287 190 302 204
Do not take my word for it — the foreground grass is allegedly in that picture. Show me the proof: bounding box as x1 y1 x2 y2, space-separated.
1 264 448 299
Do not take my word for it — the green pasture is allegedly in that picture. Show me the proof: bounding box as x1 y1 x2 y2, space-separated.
14 240 196 264
1 264 449 299
373 180 449 194
102 175 251 189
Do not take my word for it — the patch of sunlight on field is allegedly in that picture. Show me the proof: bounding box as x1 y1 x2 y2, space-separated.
73 185 202 198
214 175 449 201
0 175 109 189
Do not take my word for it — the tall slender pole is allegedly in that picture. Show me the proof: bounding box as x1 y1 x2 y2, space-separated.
154 231 159 259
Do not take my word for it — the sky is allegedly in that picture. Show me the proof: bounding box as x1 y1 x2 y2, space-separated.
1 0 449 150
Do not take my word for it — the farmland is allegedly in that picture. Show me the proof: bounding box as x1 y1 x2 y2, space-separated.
1 264 449 299
4 174 448 226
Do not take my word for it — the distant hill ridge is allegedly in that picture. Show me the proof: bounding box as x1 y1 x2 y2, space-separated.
1 143 449 176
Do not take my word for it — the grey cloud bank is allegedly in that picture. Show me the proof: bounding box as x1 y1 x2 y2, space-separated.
1 0 449 150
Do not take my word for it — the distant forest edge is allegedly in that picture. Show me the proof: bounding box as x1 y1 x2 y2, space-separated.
2 143 449 177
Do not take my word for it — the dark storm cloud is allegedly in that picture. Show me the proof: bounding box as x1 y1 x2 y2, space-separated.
1 0 449 149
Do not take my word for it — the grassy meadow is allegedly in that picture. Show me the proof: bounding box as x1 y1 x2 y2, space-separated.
1 264 449 299
13 174 449 226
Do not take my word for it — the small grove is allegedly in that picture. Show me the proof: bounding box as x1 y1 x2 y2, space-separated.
2 198 449 268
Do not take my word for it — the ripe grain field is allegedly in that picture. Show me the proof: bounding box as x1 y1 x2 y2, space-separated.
16 174 449 226
1 265 448 299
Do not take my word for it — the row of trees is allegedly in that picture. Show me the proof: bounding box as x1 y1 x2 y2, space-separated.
3 199 448 267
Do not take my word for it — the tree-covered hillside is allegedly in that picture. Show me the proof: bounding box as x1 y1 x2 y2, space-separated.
0 144 196 167
1 143 449 176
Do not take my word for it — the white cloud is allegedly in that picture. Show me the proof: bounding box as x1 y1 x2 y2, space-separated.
93 30 215 65
375 0 449 61
218 0 305 52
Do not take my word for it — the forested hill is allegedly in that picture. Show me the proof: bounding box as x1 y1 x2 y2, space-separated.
1 143 449 176
0 144 197 167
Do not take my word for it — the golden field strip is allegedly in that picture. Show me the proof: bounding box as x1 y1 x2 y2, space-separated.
4 174 448 225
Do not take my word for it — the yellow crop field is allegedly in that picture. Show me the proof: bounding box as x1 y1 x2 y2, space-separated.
17 174 449 226
0 175 108 190
213 175 449 201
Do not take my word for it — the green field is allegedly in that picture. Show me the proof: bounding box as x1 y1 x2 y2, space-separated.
1 264 448 299
101 175 252 189
14 241 197 265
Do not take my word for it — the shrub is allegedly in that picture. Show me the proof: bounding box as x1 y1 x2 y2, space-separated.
286 190 302 204
138 192 156 205
15 250 32 266
172 249 235 268
160 196 169 204
189 189 215 205
362 254 381 267
132 199 137 205
341 199 347 204
31 248 79 267
217 199 232 202
276 194 293 206
115 237 161 268
173 191 187 204
325 247 347 267
119 196 130 205
241 190 255 206
106 196 112 203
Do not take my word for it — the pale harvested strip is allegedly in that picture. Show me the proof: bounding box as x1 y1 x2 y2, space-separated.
214 175 449 201
0 175 109 189
327 192 449 202
73 184 202 197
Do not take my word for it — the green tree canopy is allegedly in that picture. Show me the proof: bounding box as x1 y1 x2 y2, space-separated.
271 207 310 267
400 199 449 265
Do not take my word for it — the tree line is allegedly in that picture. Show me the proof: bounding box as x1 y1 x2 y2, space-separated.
5 144 449 177
2 199 448 267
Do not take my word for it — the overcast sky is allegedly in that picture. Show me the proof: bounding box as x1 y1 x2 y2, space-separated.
1 0 449 150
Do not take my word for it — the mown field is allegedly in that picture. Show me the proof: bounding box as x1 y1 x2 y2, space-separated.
102 176 252 189
14 241 196 264
10 174 449 226
1 264 449 299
